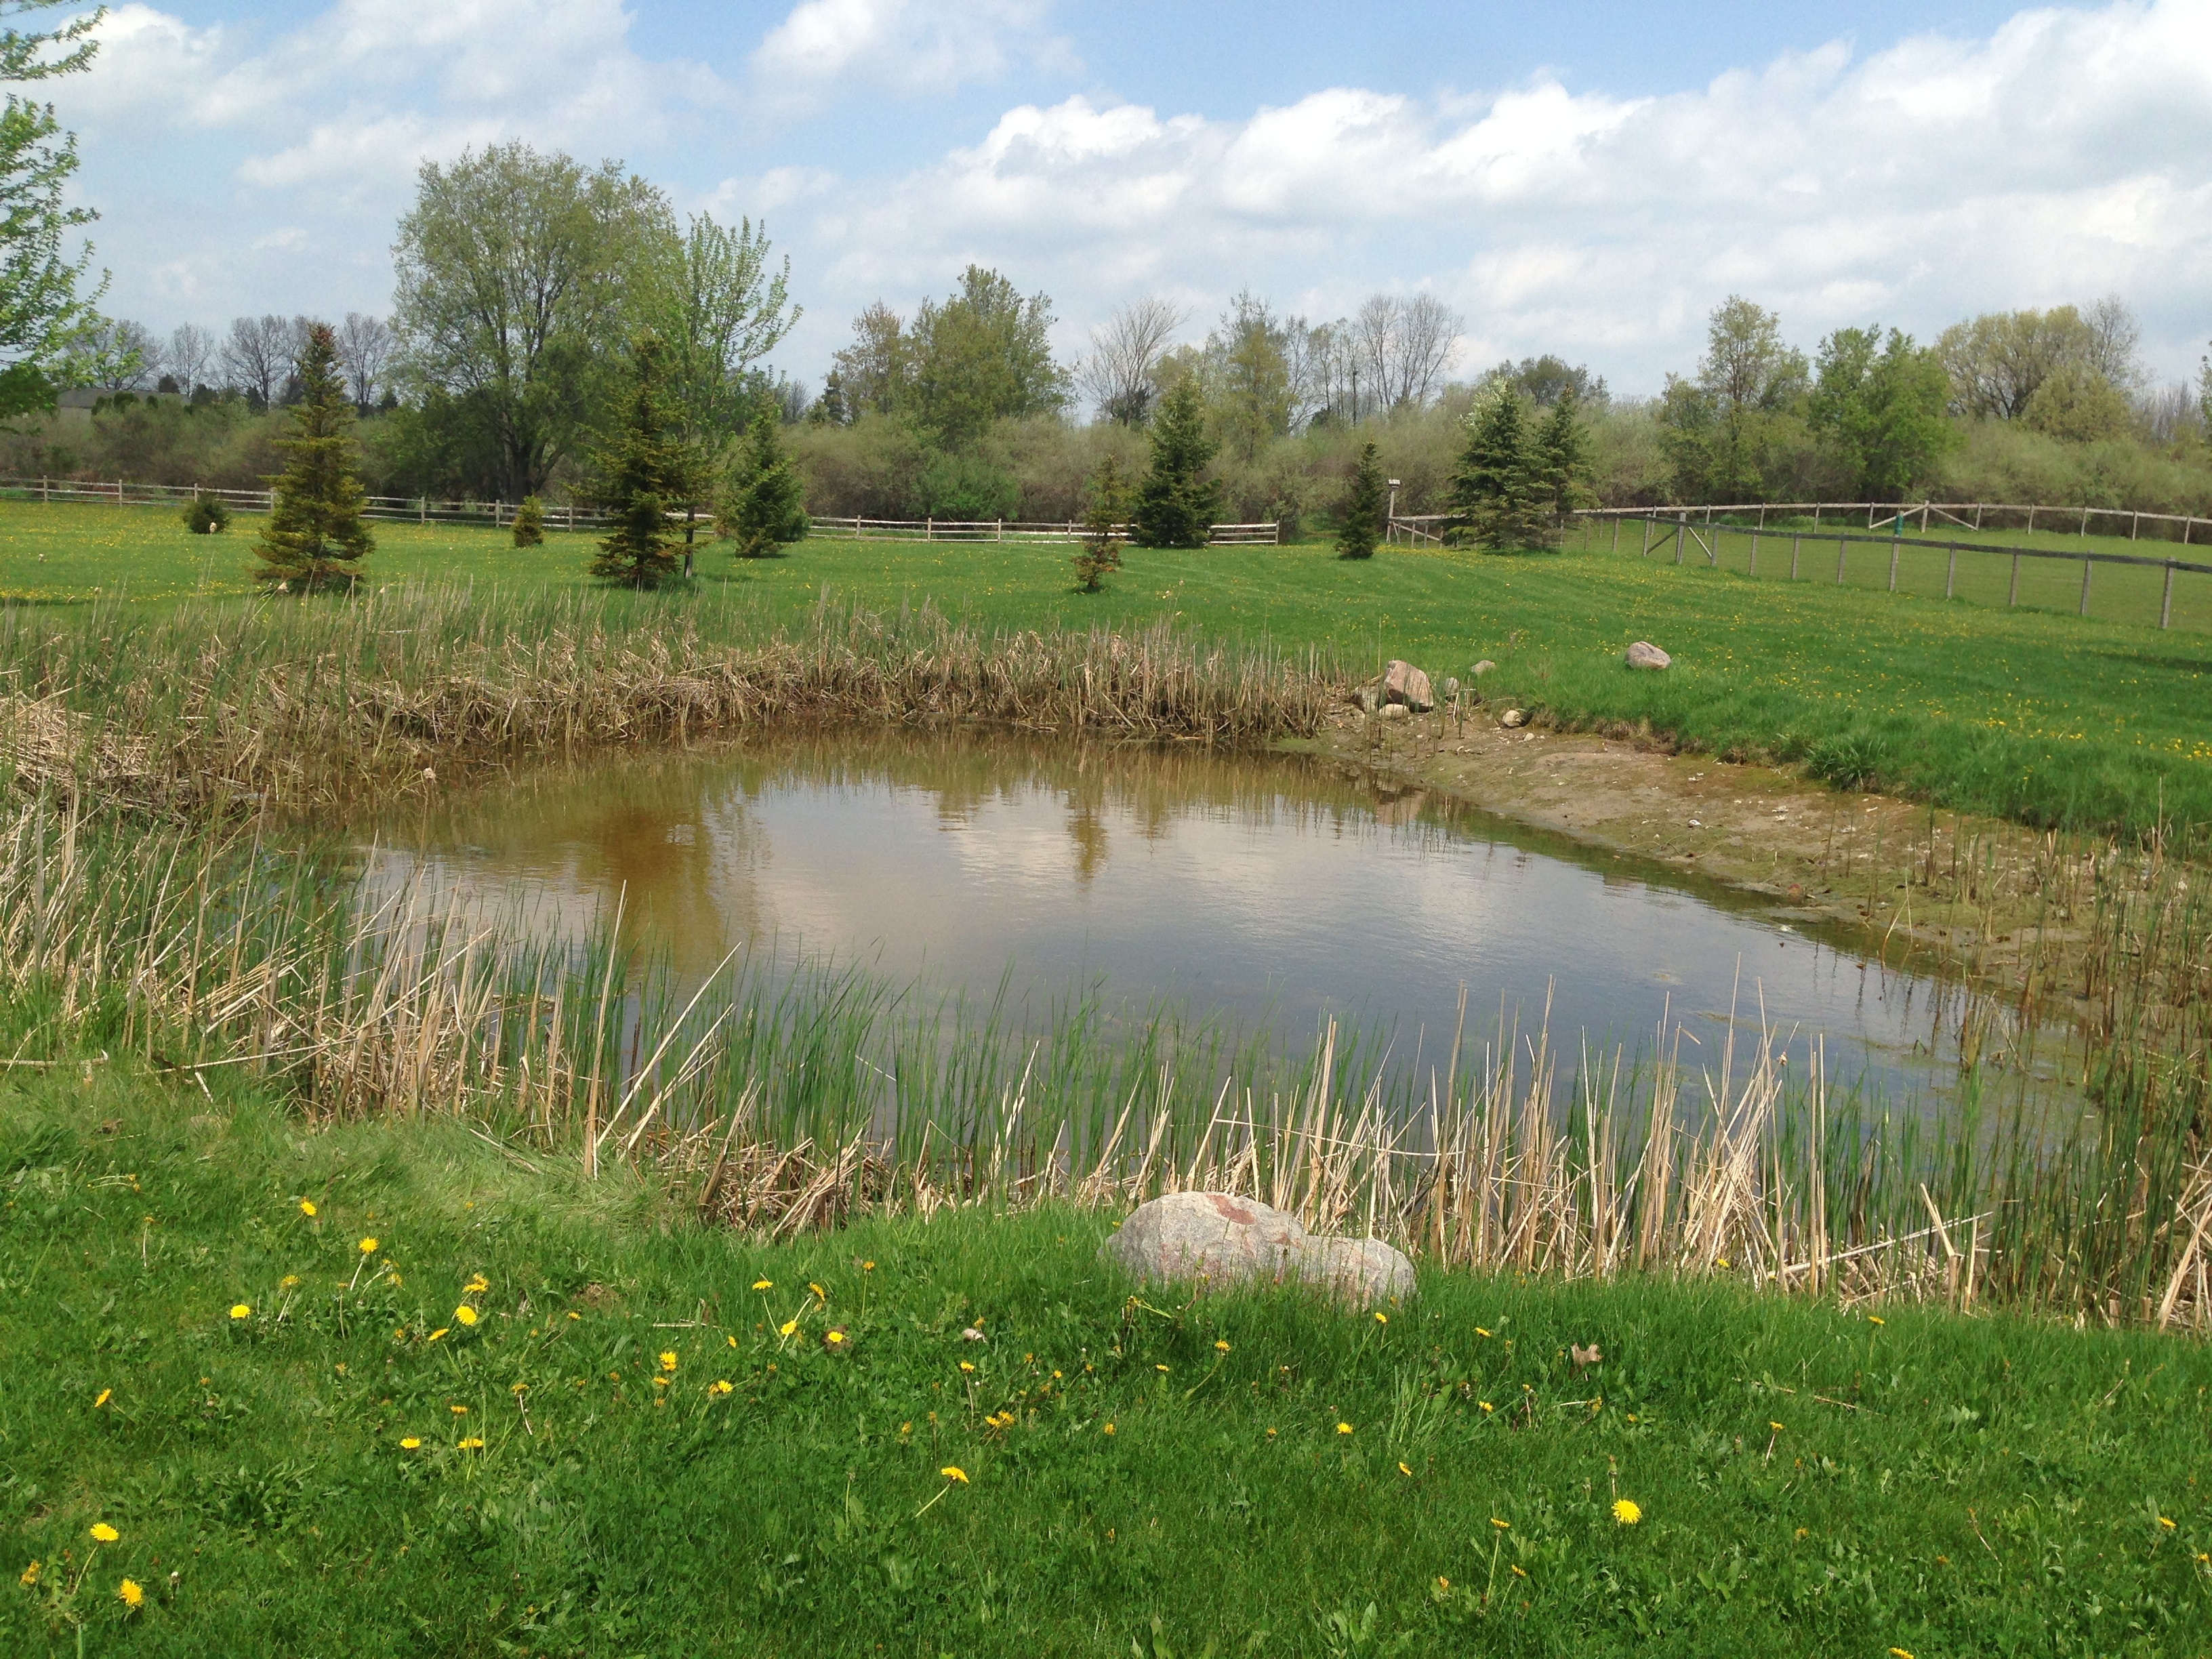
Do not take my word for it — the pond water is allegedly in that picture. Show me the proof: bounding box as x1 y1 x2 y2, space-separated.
359 729 2054 1108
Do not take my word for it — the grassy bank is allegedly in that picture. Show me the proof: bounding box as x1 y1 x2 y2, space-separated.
4 501 2211 840
7 1057 2212 1658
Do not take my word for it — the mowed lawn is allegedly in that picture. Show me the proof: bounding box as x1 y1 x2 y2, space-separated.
5 500 2212 835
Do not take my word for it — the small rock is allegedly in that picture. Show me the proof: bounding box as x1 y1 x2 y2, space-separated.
1101 1193 1414 1308
1441 676 1461 701
1383 659 1434 712
1500 708 1527 729
1471 659 1497 677
1355 686 1378 713
960 1326 985 1342
1379 701 1410 720
1625 640 1671 670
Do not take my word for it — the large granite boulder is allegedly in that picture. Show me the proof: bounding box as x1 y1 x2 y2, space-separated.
1382 659 1434 712
1102 1192 1415 1307
1625 640 1672 670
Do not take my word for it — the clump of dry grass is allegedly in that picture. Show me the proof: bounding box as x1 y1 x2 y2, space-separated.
0 585 1346 815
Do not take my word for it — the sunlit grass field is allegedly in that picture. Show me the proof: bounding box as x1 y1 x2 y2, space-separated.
7 1056 2211 1657
4 499 2211 836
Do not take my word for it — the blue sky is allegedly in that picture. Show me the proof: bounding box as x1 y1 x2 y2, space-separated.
58 0 2212 396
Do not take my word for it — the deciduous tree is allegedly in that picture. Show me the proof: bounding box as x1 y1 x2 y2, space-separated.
1808 325 1957 496
1078 296 1181 426
393 142 664 501
253 322 373 592
0 0 106 420
638 212 798 447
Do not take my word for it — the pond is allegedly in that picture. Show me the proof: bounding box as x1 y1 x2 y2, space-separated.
356 729 2065 1114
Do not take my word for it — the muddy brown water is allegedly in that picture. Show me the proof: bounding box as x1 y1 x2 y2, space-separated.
359 729 2072 1109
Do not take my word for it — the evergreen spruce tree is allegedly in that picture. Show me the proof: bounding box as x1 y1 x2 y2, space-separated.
588 333 704 589
1130 377 1219 548
511 495 546 547
1448 384 1547 551
1530 390 1592 516
252 323 373 591
1072 452 1130 593
719 406 808 557
1336 440 1386 559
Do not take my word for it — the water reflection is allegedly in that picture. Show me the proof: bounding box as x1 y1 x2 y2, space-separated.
359 729 2054 1107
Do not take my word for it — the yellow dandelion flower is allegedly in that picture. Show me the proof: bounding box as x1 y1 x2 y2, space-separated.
1479 1401 1494 1413
1374 1312 1388 1324
228 1304 251 1320
1336 1422 1354 1435
567 1310 581 1320
399 1437 421 1449
464 1275 488 1294
1612 1498 1642 1525
959 1361 975 1373
941 1467 968 1483
94 1388 111 1408
18 1561 38 1588
89 1523 119 1543
388 1273 403 1288
279 1275 300 1290
450 1404 468 1415
825 1330 847 1346
2158 1516 2176 1530
779 1320 798 1338
1475 1327 1492 1337
862 1261 876 1271
428 1328 449 1342
454 1306 478 1327
752 1279 773 1291
710 1380 733 1395
1490 1517 1509 1530
653 1352 676 1374
1769 1421 1784 1433
359 1237 378 1254
457 1437 484 1450
1511 1564 1528 1579
1398 1461 1414 1477
1867 1315 1885 1326
1103 1422 1115 1435
118 1578 144 1609
1155 1364 1169 1374
1214 1340 1231 1353
808 1282 825 1301
298 1200 316 1217
1889 1650 1914 1658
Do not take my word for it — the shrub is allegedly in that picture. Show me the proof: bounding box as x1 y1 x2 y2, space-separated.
511 495 546 547
182 491 230 534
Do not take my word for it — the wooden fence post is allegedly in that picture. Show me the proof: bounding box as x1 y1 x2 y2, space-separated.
1640 516 1651 557
2026 504 2036 533
1946 544 1957 600
1611 518 1620 554
1748 528 1758 577
2009 553 2021 607
2162 562 2175 630
2079 558 2092 617
1835 533 1847 585
1790 532 1801 580
1675 512 1686 565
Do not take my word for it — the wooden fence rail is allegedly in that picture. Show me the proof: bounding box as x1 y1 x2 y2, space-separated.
806 516 1281 546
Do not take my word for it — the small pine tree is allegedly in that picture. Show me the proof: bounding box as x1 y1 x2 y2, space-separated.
511 495 546 548
1530 391 1591 515
1448 385 1548 551
719 407 808 558
182 491 230 534
1336 440 1386 559
588 334 704 590
1130 377 1220 548
1073 453 1130 593
253 323 373 591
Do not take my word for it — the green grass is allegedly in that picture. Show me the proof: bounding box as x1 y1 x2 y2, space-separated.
7 1055 2211 1658
5 499 2212 837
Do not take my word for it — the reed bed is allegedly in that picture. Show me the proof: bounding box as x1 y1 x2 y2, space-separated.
0 583 1343 814
3 800 2205 1332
